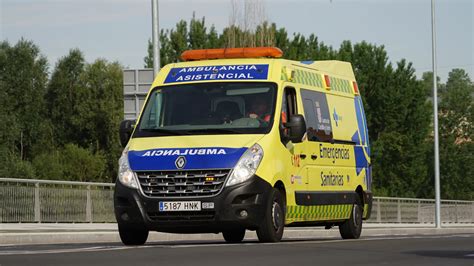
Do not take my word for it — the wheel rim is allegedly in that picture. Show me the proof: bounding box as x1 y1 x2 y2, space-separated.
271 202 283 231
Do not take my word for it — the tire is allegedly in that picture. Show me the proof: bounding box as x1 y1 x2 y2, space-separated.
222 228 246 243
339 197 363 239
256 188 285 243
118 225 149 245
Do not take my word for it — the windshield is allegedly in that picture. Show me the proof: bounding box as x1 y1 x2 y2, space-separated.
134 82 277 137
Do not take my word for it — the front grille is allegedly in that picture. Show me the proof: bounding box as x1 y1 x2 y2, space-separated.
137 169 231 198
147 211 215 221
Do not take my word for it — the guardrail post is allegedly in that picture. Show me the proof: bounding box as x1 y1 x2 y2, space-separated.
34 183 41 223
417 200 421 223
397 199 401 223
454 201 458 223
86 185 92 223
376 198 381 223
471 203 474 223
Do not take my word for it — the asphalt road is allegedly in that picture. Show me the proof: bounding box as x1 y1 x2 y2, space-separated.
0 234 473 266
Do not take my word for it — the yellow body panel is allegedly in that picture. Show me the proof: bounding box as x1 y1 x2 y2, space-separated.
129 57 372 225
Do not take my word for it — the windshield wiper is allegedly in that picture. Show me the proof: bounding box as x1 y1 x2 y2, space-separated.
140 128 190 135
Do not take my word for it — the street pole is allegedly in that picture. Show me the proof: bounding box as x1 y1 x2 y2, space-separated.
152 0 160 77
431 0 441 229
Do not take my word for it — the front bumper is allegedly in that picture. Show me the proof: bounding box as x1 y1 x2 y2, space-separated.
114 175 272 233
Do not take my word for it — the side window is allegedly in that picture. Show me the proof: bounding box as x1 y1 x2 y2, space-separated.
143 92 162 128
301 89 333 142
280 87 297 143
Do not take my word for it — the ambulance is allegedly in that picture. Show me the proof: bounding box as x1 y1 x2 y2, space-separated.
115 47 372 245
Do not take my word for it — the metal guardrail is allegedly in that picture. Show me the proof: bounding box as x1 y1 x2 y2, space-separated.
1 178 473 223
368 196 474 224
0 178 114 223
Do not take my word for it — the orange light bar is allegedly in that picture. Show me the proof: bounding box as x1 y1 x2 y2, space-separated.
181 47 283 61
324 75 331 90
353 81 359 95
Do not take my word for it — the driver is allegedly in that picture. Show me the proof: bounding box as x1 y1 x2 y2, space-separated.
248 97 271 122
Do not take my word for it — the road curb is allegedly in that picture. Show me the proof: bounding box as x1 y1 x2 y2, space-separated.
1 226 473 246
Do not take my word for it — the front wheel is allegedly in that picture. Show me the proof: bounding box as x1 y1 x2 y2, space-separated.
256 188 285 242
118 225 149 245
222 228 246 243
339 197 363 239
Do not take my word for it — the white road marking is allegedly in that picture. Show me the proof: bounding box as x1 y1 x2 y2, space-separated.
0 234 471 256
0 246 132 256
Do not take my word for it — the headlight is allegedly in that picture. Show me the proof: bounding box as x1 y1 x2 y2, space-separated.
226 143 264 187
118 146 139 189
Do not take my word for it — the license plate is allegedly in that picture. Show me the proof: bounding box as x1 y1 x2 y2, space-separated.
159 201 201 212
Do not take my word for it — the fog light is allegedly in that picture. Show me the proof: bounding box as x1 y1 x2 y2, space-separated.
239 210 248 218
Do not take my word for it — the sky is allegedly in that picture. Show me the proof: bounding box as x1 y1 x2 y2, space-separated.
1 0 473 82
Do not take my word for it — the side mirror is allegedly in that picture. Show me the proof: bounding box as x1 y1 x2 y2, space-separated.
285 115 306 143
119 120 135 147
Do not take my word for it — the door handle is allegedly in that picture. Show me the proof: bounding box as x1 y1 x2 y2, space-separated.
311 155 318 160
300 154 307 159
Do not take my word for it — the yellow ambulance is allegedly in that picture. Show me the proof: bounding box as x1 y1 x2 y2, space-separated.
114 47 372 245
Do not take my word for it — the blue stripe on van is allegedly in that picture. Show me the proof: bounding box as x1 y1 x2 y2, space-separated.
352 97 366 146
354 146 368 176
352 96 371 177
128 147 247 171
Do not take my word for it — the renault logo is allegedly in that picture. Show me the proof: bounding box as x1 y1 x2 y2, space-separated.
175 156 186 169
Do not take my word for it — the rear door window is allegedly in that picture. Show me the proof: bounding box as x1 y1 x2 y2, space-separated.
300 89 333 142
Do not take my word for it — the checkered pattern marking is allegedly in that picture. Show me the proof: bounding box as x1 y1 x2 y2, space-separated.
363 203 369 218
281 68 352 95
281 69 323 88
286 204 353 221
329 76 352 94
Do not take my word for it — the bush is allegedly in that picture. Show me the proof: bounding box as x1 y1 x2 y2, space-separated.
32 151 63 180
2 155 36 179
62 144 106 182
32 144 107 182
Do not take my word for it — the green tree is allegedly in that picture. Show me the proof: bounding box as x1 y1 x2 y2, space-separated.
189 13 207 50
285 33 308 60
370 60 431 197
46 49 86 146
144 29 173 68
169 20 189 62
206 25 222 48
0 39 51 178
274 27 289 52
78 59 124 179
436 69 474 199
0 42 21 176
335 41 432 197
255 21 276 47
420 72 443 98
337 40 353 62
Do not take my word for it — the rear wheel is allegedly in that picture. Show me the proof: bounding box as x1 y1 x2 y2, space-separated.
222 228 246 243
257 188 285 243
339 197 363 239
118 225 149 245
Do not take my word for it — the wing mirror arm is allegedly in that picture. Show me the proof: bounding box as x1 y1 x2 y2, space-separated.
119 120 136 147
